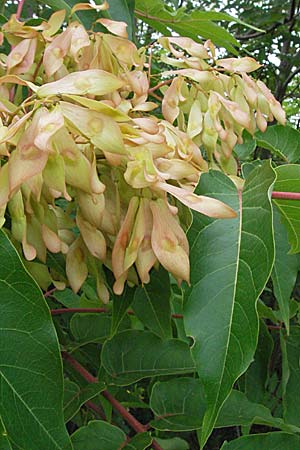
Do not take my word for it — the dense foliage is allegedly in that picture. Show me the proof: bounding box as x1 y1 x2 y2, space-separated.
0 1 300 449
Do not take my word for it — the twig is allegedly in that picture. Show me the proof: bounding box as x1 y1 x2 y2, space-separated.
149 79 173 93
62 352 164 450
148 91 163 102
85 400 106 420
135 9 175 23
51 308 183 319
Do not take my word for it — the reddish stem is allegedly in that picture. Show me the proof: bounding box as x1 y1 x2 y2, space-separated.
62 352 164 450
62 351 97 383
44 287 57 298
172 313 184 318
272 191 300 200
51 308 183 319
148 44 153 83
56 308 282 330
51 308 108 315
16 0 26 19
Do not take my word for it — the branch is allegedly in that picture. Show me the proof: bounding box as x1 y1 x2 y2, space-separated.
235 10 300 41
235 22 280 41
62 351 97 383
282 66 300 90
135 9 176 24
288 0 296 24
51 308 108 315
62 352 164 450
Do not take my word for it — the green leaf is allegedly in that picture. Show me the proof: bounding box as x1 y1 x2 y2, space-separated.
135 0 262 53
256 125 300 163
271 208 299 333
155 437 189 450
101 330 195 385
184 162 276 448
221 432 300 449
170 20 238 53
123 432 152 450
0 418 11 450
282 326 300 427
273 164 300 253
150 378 295 433
58 0 135 39
257 299 279 323
234 131 257 160
171 290 189 343
111 285 135 335
63 380 105 422
132 267 172 339
71 420 126 449
39 0 74 15
38 0 81 26
243 321 274 404
241 160 263 179
54 288 81 308
215 390 298 432
39 0 109 31
0 230 72 450
150 378 206 431
46 252 66 280
134 0 240 52
70 314 112 345
54 287 109 310
0 14 8 26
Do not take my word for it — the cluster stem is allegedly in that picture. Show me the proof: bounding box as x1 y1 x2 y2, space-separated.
16 0 26 20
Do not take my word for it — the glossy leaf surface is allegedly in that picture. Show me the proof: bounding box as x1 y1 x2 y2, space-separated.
184 163 275 447
221 432 300 449
71 420 125 450
102 330 195 385
132 267 172 339
0 231 72 450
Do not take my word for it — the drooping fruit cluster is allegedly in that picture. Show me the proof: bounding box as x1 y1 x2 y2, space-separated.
0 6 285 298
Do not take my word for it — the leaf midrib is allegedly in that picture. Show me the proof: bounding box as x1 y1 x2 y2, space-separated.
0 370 63 449
202 190 243 442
